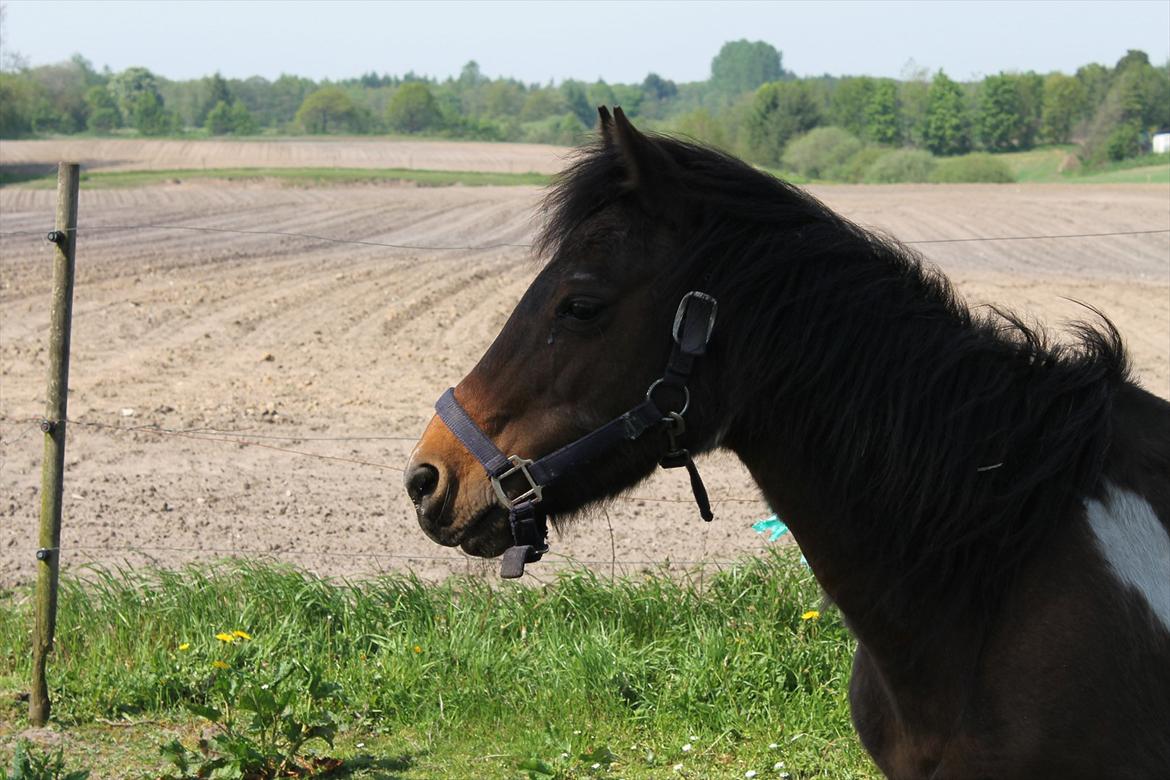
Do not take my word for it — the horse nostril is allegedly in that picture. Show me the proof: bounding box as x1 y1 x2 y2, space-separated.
406 463 440 504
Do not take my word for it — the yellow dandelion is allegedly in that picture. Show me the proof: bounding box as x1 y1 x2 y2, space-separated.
232 630 252 640
212 660 230 670
214 632 236 643
801 610 821 622
178 643 190 652
412 645 422 654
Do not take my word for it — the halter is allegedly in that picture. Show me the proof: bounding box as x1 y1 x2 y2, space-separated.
435 291 719 578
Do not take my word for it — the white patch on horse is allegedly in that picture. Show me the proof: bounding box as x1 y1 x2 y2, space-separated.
1086 482 1170 632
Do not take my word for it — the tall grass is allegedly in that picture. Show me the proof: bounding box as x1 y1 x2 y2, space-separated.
0 552 872 777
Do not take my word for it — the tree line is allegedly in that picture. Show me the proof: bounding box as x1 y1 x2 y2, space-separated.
1 40 1166 170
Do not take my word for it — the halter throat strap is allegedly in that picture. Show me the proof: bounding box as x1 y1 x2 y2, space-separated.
434 290 718 578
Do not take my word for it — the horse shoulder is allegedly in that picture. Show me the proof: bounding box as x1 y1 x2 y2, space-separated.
969 484 1170 774
1094 383 1170 632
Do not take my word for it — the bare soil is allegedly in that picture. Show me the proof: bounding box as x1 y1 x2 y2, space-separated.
0 137 570 175
1 176 1167 587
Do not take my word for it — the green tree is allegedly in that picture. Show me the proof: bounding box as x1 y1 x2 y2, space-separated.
634 73 675 119
559 79 594 126
269 74 317 127
976 74 1021 151
385 83 443 133
586 80 617 111
205 99 233 134
865 79 900 145
1119 58 1170 129
1114 49 1150 74
830 77 874 138
200 71 232 123
1040 73 1085 144
922 70 970 155
205 98 255 135
745 80 822 165
1075 63 1111 120
1104 121 1141 160
1082 54 1170 162
128 90 176 135
782 126 863 179
20 57 99 132
672 107 730 149
84 84 121 131
109 66 162 119
1014 72 1045 148
458 60 486 88
295 86 357 133
711 40 785 96
229 101 257 134
519 87 565 122
641 72 677 101
0 72 39 137
481 80 525 118
610 83 644 116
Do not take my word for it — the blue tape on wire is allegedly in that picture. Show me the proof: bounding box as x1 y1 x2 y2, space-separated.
752 514 809 567
752 515 790 542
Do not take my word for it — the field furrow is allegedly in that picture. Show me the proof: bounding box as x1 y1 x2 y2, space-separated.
1 178 1166 586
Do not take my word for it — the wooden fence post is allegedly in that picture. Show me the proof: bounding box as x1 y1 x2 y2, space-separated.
29 162 80 726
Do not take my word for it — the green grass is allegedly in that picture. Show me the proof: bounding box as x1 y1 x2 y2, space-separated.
988 146 1169 184
0 553 872 778
990 146 1073 182
0 166 552 190
1069 162 1170 184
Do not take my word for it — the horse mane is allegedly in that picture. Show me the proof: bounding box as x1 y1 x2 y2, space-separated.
539 131 1131 624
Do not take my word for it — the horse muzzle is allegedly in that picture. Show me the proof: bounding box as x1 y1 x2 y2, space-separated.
405 414 507 551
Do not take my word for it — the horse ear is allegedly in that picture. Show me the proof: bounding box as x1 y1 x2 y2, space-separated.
611 106 676 207
598 106 614 146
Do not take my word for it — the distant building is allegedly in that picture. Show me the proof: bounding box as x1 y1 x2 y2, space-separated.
1154 129 1170 155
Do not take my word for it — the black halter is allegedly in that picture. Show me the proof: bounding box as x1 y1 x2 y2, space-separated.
435 291 718 578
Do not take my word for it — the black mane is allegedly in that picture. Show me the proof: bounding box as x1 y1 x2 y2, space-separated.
540 133 1130 622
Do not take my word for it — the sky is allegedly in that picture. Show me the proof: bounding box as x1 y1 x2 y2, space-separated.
2 0 1168 85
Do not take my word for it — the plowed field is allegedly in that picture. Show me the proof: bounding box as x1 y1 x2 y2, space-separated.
0 137 569 175
2 175 1167 586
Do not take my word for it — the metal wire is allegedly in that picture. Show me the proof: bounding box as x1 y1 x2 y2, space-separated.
0 413 767 506
0 223 532 251
61 418 420 442
0 222 1166 248
48 543 750 569
904 228 1170 245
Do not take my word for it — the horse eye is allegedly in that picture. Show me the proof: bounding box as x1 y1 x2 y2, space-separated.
559 298 604 321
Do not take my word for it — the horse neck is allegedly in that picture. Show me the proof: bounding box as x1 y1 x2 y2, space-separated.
713 241 1042 677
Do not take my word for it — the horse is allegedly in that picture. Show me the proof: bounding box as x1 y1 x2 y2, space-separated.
405 107 1170 778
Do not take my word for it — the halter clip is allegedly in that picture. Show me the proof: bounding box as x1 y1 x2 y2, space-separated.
490 455 543 508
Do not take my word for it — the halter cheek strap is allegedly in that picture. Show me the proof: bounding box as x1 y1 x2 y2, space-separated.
435 291 718 579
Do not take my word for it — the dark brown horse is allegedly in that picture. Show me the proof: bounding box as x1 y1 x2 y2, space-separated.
406 108 1170 778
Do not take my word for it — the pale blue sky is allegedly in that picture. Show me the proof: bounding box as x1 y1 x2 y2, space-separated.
3 1 1168 84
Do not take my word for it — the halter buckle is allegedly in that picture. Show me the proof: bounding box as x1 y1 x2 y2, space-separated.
491 455 543 508
672 291 718 351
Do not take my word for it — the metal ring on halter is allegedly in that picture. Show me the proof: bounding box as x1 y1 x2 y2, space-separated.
645 378 689 417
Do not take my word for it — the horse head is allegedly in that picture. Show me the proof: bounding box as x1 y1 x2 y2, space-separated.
404 108 725 562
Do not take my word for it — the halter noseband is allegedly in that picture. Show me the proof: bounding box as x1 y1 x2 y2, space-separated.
435 291 718 579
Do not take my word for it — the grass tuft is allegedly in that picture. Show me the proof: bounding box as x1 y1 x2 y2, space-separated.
0 552 873 777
